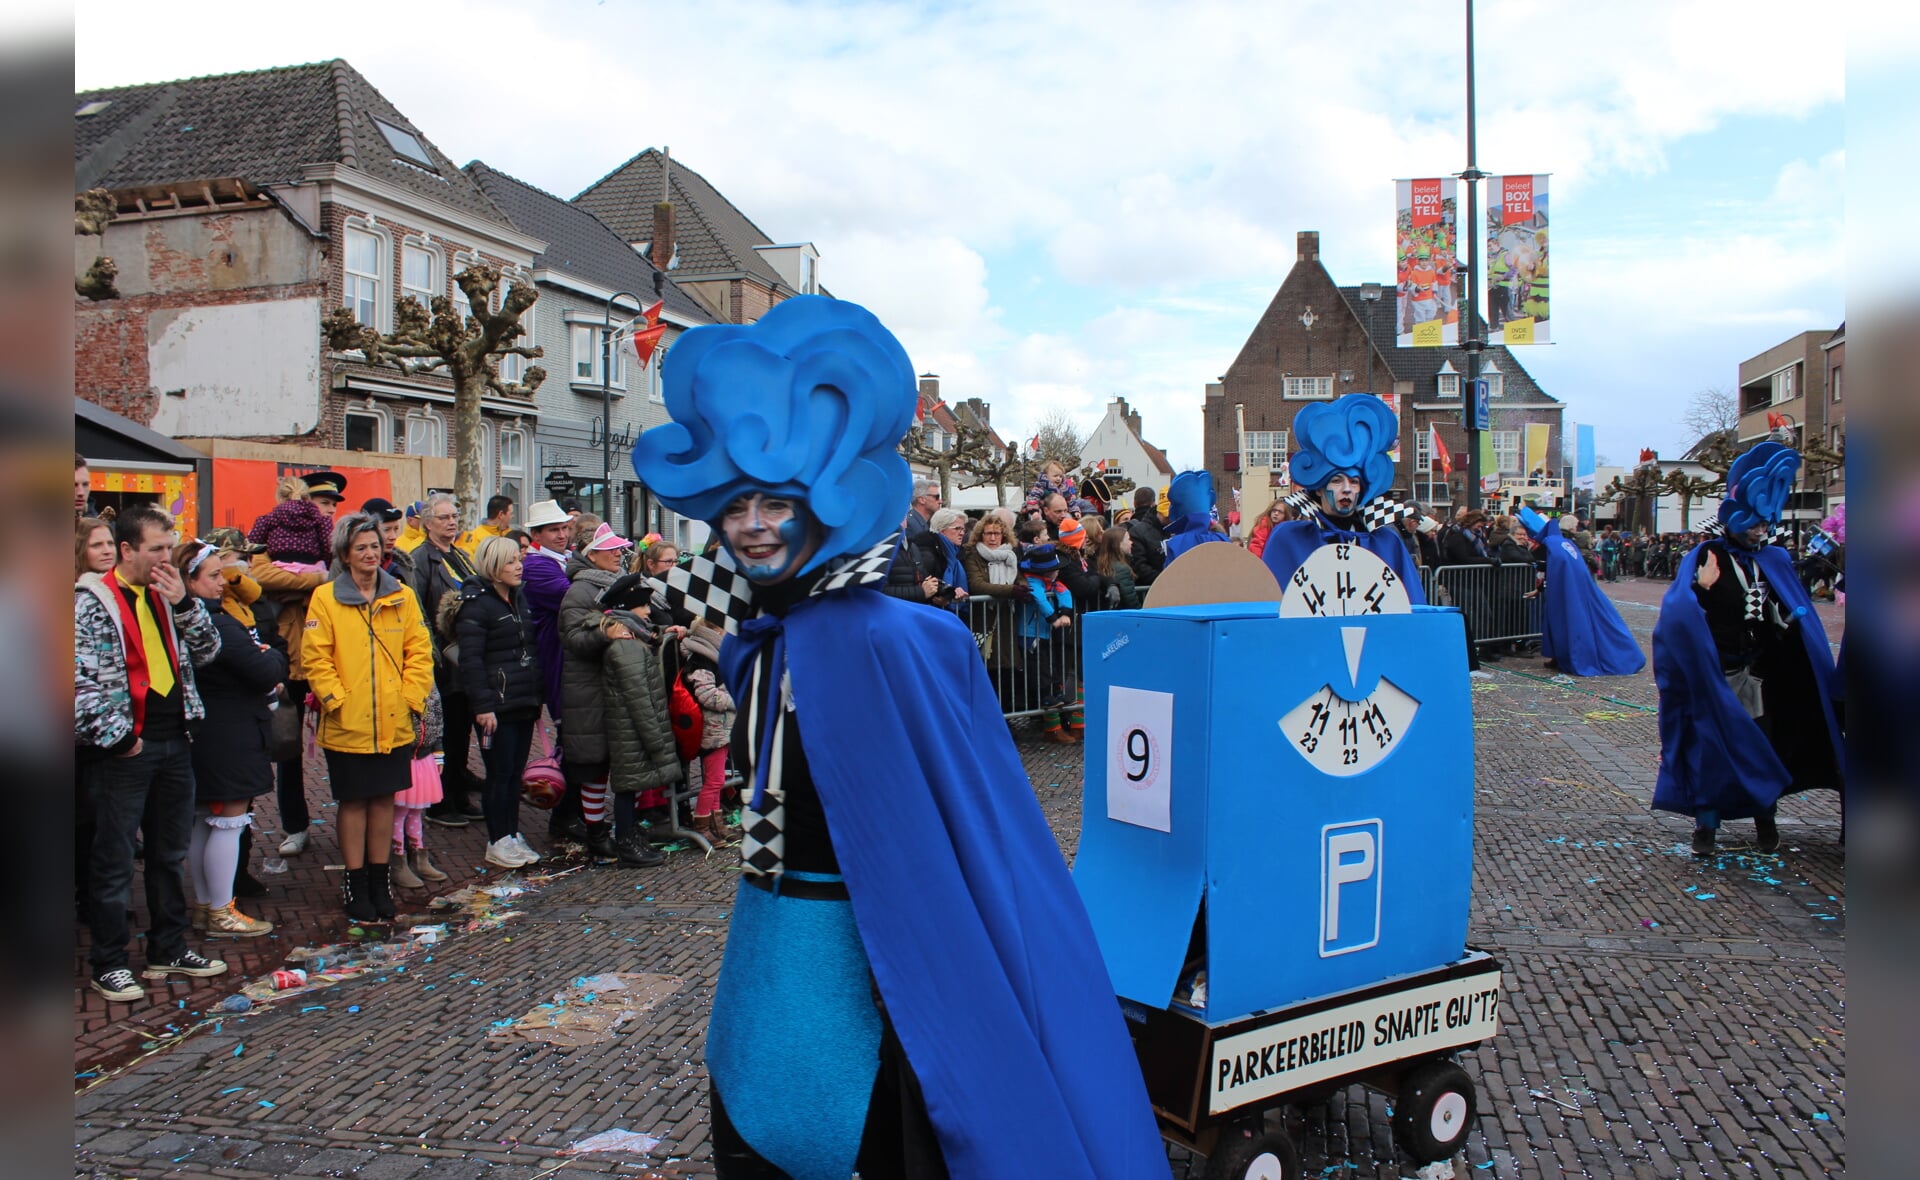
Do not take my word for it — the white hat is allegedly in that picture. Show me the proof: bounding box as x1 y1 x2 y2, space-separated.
524 499 570 528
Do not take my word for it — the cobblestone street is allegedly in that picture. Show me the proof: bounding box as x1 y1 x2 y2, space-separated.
74 581 1845 1179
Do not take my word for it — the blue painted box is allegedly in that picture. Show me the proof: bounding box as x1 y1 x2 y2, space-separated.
1073 603 1474 1023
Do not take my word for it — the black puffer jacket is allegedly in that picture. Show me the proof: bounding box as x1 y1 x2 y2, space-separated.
1128 512 1168 586
453 578 544 718
559 556 620 766
190 600 290 802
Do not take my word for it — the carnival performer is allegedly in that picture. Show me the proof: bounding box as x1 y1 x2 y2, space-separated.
631 295 1166 1180
1160 470 1230 565
1517 507 1645 677
1260 393 1425 596
1652 442 1841 855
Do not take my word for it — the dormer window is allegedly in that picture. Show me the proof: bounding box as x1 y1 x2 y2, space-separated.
1481 356 1504 401
1437 359 1459 399
373 118 436 171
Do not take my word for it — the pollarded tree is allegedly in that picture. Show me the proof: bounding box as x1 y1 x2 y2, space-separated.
322 263 544 529
901 418 993 504
953 435 1030 508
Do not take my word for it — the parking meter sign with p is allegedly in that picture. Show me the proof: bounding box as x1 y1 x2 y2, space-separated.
1074 546 1475 1023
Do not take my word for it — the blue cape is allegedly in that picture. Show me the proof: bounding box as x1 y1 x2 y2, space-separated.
1651 542 1842 820
1538 519 1645 677
1162 513 1228 563
1260 518 1426 603
725 590 1168 1180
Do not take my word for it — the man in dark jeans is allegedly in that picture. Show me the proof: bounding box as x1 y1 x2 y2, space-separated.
74 506 229 1001
406 494 485 825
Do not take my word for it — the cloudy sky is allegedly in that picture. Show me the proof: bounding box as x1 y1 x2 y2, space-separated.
76 0 1843 470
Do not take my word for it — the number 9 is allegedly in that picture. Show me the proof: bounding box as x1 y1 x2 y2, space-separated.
1125 728 1151 782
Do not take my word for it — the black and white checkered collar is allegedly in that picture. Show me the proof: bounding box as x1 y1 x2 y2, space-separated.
647 535 900 634
1697 519 1786 544
1282 490 1417 534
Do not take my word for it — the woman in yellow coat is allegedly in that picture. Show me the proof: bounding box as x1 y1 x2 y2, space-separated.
303 513 435 923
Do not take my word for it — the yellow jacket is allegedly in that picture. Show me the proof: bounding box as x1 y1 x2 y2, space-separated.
302 569 435 755
395 519 426 553
456 521 512 557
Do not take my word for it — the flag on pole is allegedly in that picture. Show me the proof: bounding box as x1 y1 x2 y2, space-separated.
628 300 666 365
1430 423 1453 477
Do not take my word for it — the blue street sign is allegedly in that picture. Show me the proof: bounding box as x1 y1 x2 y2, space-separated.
1467 379 1491 431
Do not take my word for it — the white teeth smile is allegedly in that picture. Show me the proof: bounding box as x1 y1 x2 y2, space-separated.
742 545 781 560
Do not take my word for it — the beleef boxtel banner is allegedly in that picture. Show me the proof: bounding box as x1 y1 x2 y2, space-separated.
1487 174 1549 344
1395 178 1459 348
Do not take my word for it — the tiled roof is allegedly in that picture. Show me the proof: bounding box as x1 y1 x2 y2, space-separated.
75 60 509 227
573 148 789 290
1136 436 1175 476
1336 285 1560 405
464 162 712 325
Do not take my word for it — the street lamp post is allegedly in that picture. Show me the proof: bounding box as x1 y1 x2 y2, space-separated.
600 291 643 526
1461 0 1487 511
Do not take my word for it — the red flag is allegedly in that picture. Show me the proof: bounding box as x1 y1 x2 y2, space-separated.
1429 424 1454 477
1029 435 1039 454
628 300 666 366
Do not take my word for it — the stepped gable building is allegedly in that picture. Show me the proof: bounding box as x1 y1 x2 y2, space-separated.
1205 231 1562 510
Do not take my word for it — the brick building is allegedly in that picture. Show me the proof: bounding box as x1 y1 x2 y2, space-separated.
464 161 713 539
74 60 547 506
1204 231 1562 511
1737 326 1842 520
573 148 819 325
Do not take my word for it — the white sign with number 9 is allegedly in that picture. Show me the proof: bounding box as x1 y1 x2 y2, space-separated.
1107 685 1174 833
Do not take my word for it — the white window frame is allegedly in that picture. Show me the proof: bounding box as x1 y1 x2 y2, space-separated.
1414 429 1431 474
342 222 390 331
498 426 527 505
343 405 391 453
1283 376 1335 401
1243 429 1288 469
451 252 481 325
403 409 443 458
401 241 441 312
1830 364 1841 403
1493 429 1521 476
572 323 598 382
1771 366 1796 405
648 341 667 401
1437 372 1460 398
501 299 532 384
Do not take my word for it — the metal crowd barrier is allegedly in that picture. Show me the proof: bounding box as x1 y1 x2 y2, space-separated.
1419 563 1543 646
960 597 1084 721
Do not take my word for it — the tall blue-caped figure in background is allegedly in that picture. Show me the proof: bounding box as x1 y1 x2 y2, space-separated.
1517 506 1645 677
1161 469 1229 564
1651 441 1841 855
631 295 1168 1180
1260 393 1425 598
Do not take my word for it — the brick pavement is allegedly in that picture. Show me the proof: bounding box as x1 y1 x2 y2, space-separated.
75 584 1845 1178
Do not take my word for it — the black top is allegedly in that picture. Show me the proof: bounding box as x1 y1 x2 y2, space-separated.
1692 539 1766 673
737 572 840 875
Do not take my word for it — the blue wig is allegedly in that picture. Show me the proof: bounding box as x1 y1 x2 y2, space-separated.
1288 394 1399 505
631 295 916 575
1718 441 1800 534
1167 470 1215 520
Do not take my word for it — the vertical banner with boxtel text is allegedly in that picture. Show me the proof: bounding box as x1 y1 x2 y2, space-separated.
1487 174 1549 344
1395 178 1459 348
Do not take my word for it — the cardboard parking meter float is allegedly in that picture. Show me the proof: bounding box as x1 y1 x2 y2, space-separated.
1074 541 1477 1021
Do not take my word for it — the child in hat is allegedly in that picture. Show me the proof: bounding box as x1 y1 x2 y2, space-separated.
1017 544 1081 742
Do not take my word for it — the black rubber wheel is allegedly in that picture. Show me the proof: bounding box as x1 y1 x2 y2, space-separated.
1392 1058 1476 1163
1205 1122 1301 1180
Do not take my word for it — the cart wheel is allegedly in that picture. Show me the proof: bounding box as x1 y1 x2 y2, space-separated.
1205 1123 1301 1180
1392 1058 1476 1163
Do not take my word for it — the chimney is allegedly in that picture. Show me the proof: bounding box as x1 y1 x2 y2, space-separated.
1126 409 1143 437
918 373 940 403
962 396 989 427
651 201 675 272
1297 231 1320 262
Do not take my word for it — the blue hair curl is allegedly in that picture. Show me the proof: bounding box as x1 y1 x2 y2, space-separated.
631 295 916 574
1287 394 1399 504
1718 441 1800 533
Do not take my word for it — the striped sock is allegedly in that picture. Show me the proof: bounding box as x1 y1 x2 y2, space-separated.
580 779 608 825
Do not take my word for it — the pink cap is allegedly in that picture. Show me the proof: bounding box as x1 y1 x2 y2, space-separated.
586 522 634 552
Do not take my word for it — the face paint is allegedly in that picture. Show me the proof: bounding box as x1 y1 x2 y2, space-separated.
721 493 821 583
1325 473 1363 516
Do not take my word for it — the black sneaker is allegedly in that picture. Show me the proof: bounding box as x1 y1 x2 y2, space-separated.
424 803 470 829
1755 814 1780 853
142 950 228 980
91 967 145 1002
549 811 589 845
1691 827 1716 857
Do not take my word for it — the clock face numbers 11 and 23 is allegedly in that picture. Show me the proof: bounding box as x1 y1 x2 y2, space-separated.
1280 680 1419 777
1280 542 1412 619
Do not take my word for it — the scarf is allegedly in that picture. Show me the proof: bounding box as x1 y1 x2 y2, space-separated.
974 541 1017 586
